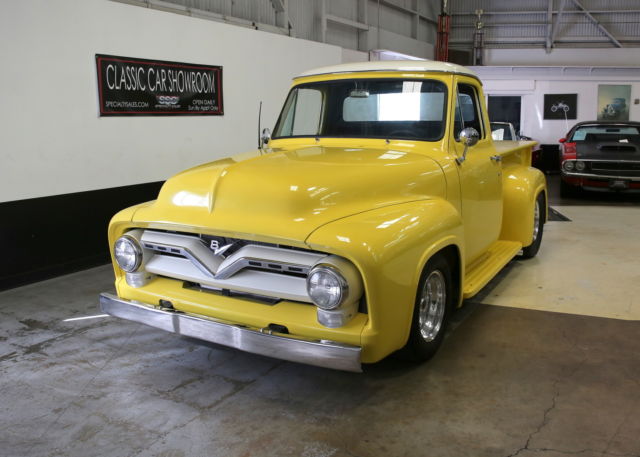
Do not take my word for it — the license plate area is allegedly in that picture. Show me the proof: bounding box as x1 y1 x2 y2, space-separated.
609 179 629 190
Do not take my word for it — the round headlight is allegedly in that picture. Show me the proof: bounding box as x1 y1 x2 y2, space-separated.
563 160 575 171
575 161 586 171
306 265 348 310
114 235 142 272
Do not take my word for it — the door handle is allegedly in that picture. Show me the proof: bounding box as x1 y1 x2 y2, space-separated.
490 155 502 162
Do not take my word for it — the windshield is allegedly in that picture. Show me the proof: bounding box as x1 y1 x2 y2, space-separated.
570 125 640 142
273 79 447 141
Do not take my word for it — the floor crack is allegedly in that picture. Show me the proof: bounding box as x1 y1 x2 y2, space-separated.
505 380 561 457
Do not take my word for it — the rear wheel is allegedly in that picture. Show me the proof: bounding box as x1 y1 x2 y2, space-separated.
521 193 545 259
402 254 454 362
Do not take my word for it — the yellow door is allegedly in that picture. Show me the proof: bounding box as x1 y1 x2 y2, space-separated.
451 77 503 264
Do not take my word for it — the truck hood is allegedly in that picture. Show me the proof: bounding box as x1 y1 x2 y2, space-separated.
132 146 446 243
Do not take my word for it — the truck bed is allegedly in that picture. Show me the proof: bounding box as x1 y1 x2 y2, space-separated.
493 140 538 166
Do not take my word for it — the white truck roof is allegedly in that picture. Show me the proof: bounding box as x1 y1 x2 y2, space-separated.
295 60 479 80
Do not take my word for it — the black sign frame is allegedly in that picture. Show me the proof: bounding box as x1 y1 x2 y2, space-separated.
96 54 223 116
543 93 577 120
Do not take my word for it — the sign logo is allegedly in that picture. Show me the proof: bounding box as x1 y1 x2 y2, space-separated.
157 95 180 105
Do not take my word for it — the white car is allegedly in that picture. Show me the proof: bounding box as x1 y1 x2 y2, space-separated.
490 121 518 141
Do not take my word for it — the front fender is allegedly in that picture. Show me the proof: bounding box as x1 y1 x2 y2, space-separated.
500 165 547 246
305 199 463 363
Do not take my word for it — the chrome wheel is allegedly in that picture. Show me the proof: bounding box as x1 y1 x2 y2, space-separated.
418 270 446 342
532 199 540 243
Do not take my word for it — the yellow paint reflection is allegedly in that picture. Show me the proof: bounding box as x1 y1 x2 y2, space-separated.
171 191 208 208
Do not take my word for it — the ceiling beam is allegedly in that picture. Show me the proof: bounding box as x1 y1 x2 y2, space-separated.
269 0 284 12
571 0 622 47
549 0 567 51
450 36 640 44
270 0 294 36
545 0 553 53
326 14 369 31
450 10 640 15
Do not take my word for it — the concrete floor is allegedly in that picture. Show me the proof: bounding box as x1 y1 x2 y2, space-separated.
1 175 639 457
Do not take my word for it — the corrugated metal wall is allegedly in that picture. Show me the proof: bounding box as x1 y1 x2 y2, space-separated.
178 0 278 24
449 0 640 49
115 0 640 57
116 0 439 55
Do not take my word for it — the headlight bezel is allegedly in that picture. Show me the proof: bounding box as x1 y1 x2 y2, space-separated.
306 264 349 310
563 160 575 171
575 160 586 171
114 234 143 273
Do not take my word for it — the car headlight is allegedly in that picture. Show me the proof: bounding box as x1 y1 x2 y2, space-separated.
306 265 348 310
563 160 575 171
575 160 586 171
114 235 143 272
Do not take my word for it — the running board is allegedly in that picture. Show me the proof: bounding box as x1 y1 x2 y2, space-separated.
463 240 522 298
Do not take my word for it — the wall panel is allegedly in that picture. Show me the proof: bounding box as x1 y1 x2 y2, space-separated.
0 0 342 203
0 0 342 289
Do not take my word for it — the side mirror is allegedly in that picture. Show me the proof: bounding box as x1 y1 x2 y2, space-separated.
559 138 567 143
261 128 271 147
457 127 479 164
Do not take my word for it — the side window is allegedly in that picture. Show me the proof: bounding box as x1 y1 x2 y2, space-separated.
277 88 323 137
454 83 484 140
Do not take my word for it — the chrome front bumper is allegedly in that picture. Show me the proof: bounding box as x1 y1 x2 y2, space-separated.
563 171 640 181
99 293 362 372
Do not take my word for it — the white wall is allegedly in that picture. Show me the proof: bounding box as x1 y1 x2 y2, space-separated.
341 48 369 63
473 66 640 145
0 0 342 203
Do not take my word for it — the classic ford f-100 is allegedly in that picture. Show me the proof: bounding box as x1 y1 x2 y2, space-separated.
100 61 546 372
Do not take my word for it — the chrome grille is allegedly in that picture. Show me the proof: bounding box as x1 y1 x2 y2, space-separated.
137 229 329 303
589 161 640 177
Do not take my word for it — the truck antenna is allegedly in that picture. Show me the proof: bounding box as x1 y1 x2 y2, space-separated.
258 101 263 150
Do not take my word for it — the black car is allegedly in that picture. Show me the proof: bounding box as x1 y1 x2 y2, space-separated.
559 121 640 196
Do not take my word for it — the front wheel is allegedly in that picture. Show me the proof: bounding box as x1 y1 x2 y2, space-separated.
402 254 454 362
520 193 545 259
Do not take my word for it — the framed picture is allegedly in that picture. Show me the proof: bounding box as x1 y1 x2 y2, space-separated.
597 85 631 121
543 93 577 120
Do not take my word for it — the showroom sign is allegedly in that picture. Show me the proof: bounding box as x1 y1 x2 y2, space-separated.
95 54 223 116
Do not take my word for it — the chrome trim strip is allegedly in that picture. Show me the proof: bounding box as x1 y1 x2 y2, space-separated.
214 245 324 280
214 257 310 280
99 293 362 372
579 159 640 163
563 171 640 181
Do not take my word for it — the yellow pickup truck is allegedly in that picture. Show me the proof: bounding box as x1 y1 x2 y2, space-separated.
100 61 546 372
